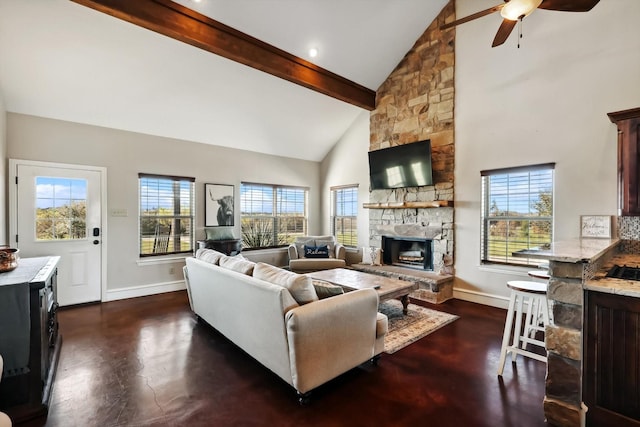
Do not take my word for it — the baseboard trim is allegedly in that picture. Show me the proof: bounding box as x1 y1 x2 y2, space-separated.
453 288 509 309
105 280 186 302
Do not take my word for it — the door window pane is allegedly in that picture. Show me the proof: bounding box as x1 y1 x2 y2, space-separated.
36 177 87 240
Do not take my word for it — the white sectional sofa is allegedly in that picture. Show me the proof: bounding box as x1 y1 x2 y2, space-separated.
184 249 387 402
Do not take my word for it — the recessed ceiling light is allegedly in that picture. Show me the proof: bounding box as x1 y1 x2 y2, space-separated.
309 48 318 58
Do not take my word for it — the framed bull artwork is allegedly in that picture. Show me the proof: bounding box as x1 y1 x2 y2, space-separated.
205 183 235 227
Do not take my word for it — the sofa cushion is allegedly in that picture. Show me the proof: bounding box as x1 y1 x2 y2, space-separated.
304 245 329 258
253 262 318 304
196 248 225 265
219 255 256 275
310 279 344 299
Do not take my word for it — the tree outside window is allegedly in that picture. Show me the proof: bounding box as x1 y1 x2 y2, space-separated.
481 164 554 266
139 174 194 256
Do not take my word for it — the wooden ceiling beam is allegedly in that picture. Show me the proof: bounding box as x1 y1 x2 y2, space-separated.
70 0 376 110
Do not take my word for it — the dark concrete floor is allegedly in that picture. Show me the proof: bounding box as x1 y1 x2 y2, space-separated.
20 291 547 426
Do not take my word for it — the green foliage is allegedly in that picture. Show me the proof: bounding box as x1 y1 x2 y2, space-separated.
241 216 305 248
242 218 276 248
532 191 553 216
36 201 86 240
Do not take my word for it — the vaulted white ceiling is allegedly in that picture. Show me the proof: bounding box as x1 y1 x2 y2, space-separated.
0 0 448 161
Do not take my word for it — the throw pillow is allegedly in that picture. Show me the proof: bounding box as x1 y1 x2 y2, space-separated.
371 248 383 266
204 227 237 241
219 255 255 275
361 247 373 265
294 239 314 259
304 245 329 259
253 262 318 304
311 279 344 299
196 248 225 265
314 239 336 258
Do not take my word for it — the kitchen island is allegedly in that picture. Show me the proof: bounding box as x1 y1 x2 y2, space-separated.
517 238 640 427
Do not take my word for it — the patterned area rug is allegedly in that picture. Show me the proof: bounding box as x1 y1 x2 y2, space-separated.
380 300 459 354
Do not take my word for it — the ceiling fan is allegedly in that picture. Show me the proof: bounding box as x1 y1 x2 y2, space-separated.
440 0 600 47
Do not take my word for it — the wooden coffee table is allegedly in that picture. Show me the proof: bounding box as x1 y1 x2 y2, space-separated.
307 268 419 314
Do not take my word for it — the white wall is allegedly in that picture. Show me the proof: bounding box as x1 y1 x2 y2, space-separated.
0 93 6 245
7 113 321 297
454 0 640 306
320 111 370 249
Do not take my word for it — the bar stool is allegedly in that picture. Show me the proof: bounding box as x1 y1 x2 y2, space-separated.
497 280 550 376
527 269 554 324
527 270 550 281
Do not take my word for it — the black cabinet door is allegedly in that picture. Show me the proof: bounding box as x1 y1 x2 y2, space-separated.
584 291 640 427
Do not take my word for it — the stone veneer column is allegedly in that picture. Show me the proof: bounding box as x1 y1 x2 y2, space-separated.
368 1 456 272
544 260 586 426
370 1 455 184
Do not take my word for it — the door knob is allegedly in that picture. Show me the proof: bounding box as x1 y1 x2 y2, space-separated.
93 240 100 245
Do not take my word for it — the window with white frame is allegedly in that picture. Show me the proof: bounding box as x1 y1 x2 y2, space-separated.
481 163 554 266
240 182 308 249
331 185 358 247
139 173 195 256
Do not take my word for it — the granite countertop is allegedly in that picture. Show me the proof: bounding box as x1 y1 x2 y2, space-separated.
585 253 640 298
512 238 619 263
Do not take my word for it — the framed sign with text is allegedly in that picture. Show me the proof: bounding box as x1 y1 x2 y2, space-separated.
580 215 612 238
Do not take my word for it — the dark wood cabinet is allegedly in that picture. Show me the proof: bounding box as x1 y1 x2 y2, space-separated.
609 107 640 216
0 256 61 423
584 291 640 427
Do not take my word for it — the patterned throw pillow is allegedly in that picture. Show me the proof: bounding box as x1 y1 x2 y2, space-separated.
304 245 329 258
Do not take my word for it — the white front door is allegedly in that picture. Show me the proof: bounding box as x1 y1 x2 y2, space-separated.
12 161 105 306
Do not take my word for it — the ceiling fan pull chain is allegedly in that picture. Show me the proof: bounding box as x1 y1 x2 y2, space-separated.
517 17 523 48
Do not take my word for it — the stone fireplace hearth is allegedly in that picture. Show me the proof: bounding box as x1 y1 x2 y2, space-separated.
359 184 455 304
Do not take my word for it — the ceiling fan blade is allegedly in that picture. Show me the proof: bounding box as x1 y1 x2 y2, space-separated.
538 0 600 12
492 19 518 47
440 4 505 30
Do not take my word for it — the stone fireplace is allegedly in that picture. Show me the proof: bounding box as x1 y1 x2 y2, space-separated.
367 185 454 275
382 236 433 271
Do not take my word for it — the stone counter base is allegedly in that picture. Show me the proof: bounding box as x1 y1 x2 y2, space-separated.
544 397 583 427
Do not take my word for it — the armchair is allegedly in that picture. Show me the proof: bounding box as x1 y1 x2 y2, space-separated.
288 235 346 273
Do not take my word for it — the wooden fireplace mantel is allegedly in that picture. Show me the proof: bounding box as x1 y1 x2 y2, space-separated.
363 200 452 209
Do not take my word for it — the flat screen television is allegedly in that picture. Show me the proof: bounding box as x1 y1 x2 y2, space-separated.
368 140 433 190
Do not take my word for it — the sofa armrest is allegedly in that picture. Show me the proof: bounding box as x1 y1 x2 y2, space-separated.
285 288 379 393
288 244 299 260
334 242 346 260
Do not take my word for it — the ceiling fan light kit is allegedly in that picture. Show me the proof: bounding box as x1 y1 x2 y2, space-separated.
500 0 543 21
